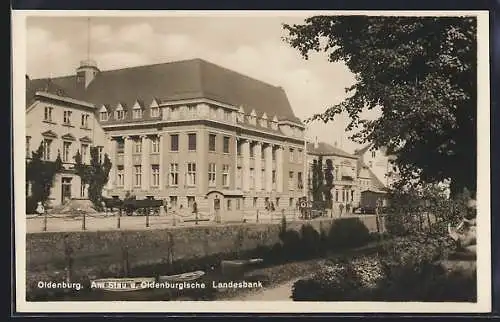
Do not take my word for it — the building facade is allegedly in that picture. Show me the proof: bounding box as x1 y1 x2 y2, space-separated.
25 58 306 214
25 76 107 206
306 140 360 208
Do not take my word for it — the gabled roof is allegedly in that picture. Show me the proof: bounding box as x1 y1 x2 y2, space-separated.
354 143 390 157
354 144 371 156
306 142 357 159
28 58 302 124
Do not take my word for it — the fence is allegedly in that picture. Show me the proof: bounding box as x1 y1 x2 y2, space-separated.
26 207 373 233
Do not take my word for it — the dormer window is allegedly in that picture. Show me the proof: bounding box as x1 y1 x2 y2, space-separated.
150 99 160 118
100 111 108 121
249 110 257 125
133 108 142 119
260 113 268 127
132 101 143 119
115 104 125 120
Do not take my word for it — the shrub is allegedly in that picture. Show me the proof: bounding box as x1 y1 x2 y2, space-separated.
292 262 364 301
298 224 322 258
378 232 456 269
291 232 472 302
280 229 302 260
326 218 371 251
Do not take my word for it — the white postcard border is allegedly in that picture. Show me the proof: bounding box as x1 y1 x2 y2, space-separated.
12 10 491 313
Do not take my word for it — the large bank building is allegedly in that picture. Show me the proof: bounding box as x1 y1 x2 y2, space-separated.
25 58 307 214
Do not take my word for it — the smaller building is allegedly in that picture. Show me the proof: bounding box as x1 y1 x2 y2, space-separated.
25 76 107 208
306 139 359 208
355 144 399 208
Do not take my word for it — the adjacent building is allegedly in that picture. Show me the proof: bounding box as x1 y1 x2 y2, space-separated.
25 58 306 214
305 140 399 209
26 75 107 205
354 144 400 207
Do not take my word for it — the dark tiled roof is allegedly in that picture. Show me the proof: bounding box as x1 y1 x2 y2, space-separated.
306 142 357 159
28 58 302 124
26 78 76 108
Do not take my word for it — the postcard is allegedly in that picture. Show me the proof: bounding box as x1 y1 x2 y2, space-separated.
13 9 491 313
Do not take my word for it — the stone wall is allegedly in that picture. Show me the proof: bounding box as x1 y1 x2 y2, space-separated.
26 215 385 296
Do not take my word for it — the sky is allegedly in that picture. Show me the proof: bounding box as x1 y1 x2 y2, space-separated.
26 14 379 154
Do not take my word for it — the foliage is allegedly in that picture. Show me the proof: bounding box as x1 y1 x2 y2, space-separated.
73 147 112 210
323 158 334 208
292 233 474 302
26 142 63 212
386 183 472 236
326 217 372 251
283 16 477 197
311 157 324 204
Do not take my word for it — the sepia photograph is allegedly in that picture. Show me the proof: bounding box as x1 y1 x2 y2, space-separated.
13 10 491 313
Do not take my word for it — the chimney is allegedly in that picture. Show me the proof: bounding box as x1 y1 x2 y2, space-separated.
76 59 99 89
314 136 319 149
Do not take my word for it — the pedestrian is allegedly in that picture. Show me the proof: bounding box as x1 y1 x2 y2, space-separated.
346 203 351 215
339 203 344 217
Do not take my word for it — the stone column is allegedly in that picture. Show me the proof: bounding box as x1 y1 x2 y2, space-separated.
158 134 164 190
276 146 283 193
265 144 273 192
242 139 250 192
141 135 150 191
107 137 116 190
123 136 133 191
254 141 262 191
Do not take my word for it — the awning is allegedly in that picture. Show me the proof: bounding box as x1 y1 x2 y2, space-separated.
206 190 244 197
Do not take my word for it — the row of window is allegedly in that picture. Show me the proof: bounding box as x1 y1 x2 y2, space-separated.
116 134 194 153
116 162 221 187
44 106 92 128
26 137 104 164
235 143 303 163
116 134 303 161
234 168 303 190
114 163 303 190
100 105 161 121
208 134 230 153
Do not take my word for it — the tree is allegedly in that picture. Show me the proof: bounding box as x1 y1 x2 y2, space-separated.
323 158 335 208
26 142 63 211
283 16 477 198
311 157 324 204
73 147 112 210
